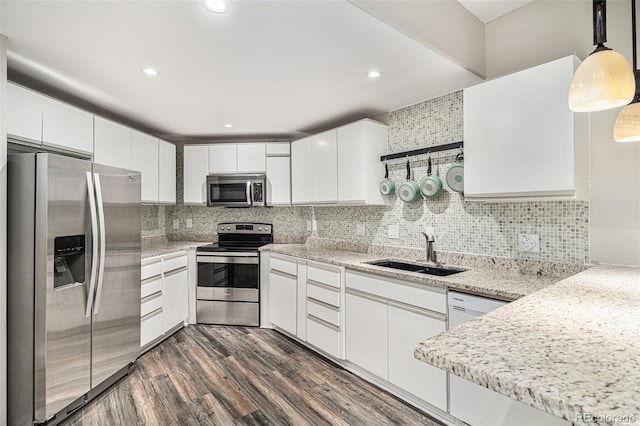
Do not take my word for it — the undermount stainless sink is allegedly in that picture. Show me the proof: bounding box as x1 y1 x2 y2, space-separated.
366 260 465 277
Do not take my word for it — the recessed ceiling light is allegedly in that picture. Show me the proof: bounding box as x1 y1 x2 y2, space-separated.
366 70 383 79
223 123 233 128
142 67 158 76
203 0 228 13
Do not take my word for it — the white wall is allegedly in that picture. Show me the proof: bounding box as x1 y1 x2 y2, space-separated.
486 0 640 266
0 33 8 425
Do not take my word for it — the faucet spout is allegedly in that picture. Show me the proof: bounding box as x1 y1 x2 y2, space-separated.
421 232 437 263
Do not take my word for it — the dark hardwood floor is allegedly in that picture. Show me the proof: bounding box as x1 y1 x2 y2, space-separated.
64 325 443 425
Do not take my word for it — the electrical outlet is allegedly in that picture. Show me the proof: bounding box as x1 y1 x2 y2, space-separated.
356 223 366 236
172 219 179 230
388 224 400 239
424 226 435 236
186 218 193 229
312 220 318 231
518 234 540 253
306 221 312 232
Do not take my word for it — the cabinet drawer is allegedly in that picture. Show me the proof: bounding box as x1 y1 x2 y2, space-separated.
307 315 341 359
141 276 163 299
141 292 163 317
163 253 187 273
307 264 341 288
270 255 297 276
307 280 340 307
141 308 164 347
346 271 446 314
307 298 340 327
141 260 162 280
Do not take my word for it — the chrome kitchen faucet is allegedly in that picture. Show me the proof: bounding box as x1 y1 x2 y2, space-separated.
421 231 437 263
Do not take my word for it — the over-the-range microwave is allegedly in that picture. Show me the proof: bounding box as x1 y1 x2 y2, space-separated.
206 174 266 207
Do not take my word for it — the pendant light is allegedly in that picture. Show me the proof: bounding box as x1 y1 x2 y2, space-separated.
569 0 635 112
614 0 640 142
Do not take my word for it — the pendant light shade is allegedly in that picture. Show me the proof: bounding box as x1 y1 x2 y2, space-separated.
613 0 640 142
568 0 636 112
569 49 635 112
614 102 640 142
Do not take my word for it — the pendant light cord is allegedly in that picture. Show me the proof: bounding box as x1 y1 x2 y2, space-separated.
633 0 637 69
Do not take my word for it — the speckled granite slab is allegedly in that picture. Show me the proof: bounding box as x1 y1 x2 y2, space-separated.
142 240 210 259
415 266 640 425
261 243 571 301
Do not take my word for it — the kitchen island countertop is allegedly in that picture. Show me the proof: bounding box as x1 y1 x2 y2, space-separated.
414 265 640 425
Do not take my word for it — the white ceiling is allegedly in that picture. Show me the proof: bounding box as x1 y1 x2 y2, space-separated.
457 0 535 23
0 0 495 142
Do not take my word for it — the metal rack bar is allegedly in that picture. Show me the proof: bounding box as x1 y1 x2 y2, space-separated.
380 141 463 161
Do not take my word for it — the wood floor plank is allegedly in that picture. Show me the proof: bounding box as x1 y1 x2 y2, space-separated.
61 325 444 426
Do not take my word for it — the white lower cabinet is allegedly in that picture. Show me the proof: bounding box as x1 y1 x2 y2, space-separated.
140 251 189 352
269 270 298 335
162 254 188 333
141 260 164 348
345 270 447 411
345 290 388 379
388 302 447 411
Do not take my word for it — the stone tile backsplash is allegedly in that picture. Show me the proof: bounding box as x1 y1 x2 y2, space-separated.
142 90 590 265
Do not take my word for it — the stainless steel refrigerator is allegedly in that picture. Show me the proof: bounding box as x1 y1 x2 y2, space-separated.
7 153 141 425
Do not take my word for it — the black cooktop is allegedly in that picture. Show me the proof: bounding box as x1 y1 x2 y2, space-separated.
197 222 273 253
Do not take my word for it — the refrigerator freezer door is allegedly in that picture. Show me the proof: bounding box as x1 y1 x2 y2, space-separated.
90 163 141 387
40 154 94 421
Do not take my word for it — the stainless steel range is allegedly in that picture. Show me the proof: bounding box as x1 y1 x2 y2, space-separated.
196 222 273 326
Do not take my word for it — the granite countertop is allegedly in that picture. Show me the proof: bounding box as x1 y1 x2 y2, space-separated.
261 244 567 301
414 265 640 424
142 241 210 259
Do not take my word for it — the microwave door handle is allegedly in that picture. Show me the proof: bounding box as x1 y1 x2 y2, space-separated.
85 172 99 318
93 173 107 315
246 181 252 206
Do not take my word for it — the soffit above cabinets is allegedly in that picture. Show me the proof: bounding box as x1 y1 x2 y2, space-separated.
1 0 481 142
457 0 536 23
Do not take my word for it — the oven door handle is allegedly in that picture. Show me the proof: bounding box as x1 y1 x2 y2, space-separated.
197 255 259 265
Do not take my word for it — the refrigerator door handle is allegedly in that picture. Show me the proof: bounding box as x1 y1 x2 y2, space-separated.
93 173 107 315
85 172 99 318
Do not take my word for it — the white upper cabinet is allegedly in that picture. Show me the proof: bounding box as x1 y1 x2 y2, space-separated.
131 130 159 203
158 140 177 204
266 156 291 206
6 82 42 144
237 143 266 173
42 95 94 155
184 145 210 205
94 117 132 169
312 130 338 203
464 55 589 200
291 119 388 206
291 136 314 204
209 144 238 174
209 143 267 174
337 120 387 205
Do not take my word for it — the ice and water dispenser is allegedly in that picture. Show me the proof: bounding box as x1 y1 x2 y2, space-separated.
53 235 86 288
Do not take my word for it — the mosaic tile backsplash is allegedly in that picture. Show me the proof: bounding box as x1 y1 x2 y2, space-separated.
142 90 590 265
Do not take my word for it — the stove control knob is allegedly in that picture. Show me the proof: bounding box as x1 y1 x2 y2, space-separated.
258 227 263 231
226 226 231 230
219 226 224 231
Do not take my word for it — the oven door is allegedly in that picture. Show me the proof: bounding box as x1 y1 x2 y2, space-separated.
206 176 251 207
196 253 259 302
